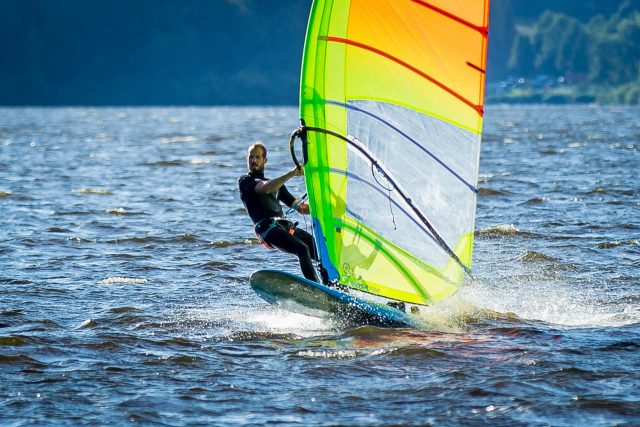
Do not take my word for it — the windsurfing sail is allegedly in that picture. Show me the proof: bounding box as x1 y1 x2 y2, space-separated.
297 0 490 305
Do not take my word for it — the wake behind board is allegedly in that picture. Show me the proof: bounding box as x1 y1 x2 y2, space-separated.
250 270 421 328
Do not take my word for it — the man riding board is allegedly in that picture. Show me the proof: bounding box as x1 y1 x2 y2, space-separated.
238 142 321 283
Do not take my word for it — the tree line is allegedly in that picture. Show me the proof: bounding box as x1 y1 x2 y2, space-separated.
0 0 638 105
502 0 640 103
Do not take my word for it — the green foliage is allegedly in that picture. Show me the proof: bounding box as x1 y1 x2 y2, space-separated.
0 0 637 105
507 33 533 76
532 12 590 75
505 2 640 103
589 11 640 85
0 0 311 105
507 11 592 78
597 79 640 104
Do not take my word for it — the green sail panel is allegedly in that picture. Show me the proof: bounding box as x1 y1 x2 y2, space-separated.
300 0 490 304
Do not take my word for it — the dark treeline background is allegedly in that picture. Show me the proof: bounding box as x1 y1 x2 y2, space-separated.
1 0 638 105
496 0 640 103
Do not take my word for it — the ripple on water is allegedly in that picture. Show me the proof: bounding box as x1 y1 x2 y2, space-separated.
476 224 542 239
152 160 184 167
597 240 639 249
203 261 237 271
77 319 99 329
2 106 639 426
598 341 640 352
295 349 359 359
71 188 113 195
19 320 63 332
46 227 71 233
104 235 199 245
0 335 32 346
208 239 256 248
518 251 559 263
478 187 511 196
0 278 33 286
157 134 199 144
523 196 549 204
105 208 148 216
0 354 45 367
225 330 301 342
98 277 148 285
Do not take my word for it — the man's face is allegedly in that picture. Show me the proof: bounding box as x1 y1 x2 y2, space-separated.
247 147 267 173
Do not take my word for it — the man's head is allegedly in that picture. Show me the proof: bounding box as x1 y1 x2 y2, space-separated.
247 142 268 173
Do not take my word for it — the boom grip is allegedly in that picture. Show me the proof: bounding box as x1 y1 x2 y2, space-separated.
289 127 303 169
289 121 308 169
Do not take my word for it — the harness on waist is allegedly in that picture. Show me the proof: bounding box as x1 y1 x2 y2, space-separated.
254 217 296 249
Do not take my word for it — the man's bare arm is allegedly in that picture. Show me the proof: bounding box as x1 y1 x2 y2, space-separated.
255 166 303 194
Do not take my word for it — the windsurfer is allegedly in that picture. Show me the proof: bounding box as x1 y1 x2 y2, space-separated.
238 142 321 283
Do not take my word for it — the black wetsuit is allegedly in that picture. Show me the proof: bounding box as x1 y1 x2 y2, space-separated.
238 171 319 282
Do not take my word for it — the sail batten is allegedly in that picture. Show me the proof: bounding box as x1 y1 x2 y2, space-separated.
300 0 490 304
410 0 489 35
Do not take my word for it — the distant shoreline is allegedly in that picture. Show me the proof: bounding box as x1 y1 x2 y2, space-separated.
1 90 639 108
486 83 640 105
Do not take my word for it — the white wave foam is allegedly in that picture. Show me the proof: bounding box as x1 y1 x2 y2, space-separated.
176 303 332 339
98 277 148 285
72 188 112 195
477 224 520 235
188 158 211 165
106 207 127 214
244 308 330 335
159 135 198 144
296 349 358 358
458 276 638 328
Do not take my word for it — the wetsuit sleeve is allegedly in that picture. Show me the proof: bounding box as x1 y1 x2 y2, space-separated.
238 175 258 196
278 184 296 207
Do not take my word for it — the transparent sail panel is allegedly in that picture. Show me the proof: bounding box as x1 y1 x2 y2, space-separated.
345 100 480 268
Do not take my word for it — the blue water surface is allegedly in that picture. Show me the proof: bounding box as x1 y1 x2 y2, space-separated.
1 105 639 426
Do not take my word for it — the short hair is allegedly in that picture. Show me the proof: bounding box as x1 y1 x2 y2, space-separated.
248 142 267 158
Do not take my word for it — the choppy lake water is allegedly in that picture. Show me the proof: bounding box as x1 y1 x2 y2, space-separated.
1 105 639 426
